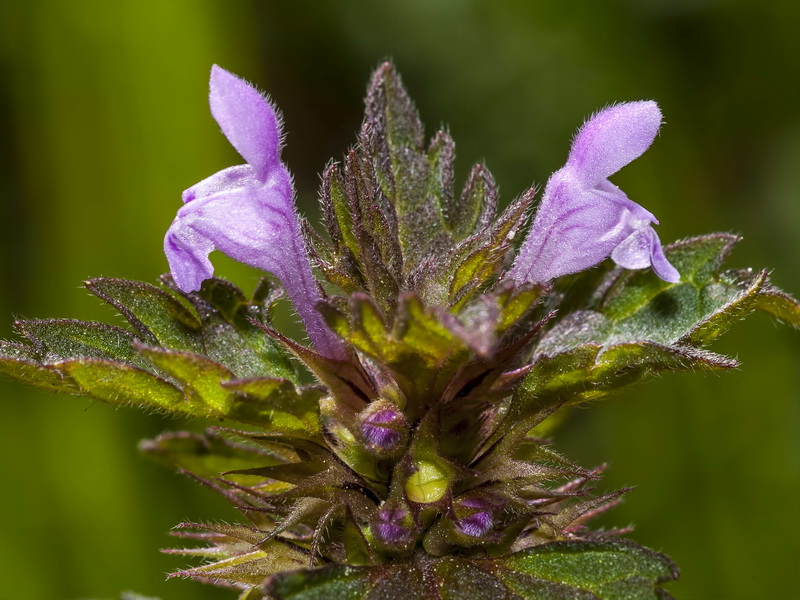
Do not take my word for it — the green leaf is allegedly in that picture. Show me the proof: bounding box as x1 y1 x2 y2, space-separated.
1 324 240 417
340 149 402 315
502 340 735 449
589 234 796 345
325 293 469 416
238 588 265 600
86 277 203 352
363 62 452 272
87 276 298 382
426 129 456 235
223 377 324 436
444 192 533 309
267 562 374 600
450 163 497 242
191 278 299 381
341 505 374 566
2 277 303 415
58 359 185 411
313 163 369 295
500 540 678 599
137 346 235 414
264 325 374 413
139 429 287 481
310 60 518 317
265 540 678 599
15 318 155 371
750 279 800 326
322 161 358 257
0 341 77 392
516 234 799 417
172 538 309 586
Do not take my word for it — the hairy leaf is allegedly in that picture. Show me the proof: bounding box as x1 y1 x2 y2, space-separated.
265 540 677 599
0 341 78 392
363 63 452 271
15 318 154 371
515 234 799 417
139 429 287 481
86 277 203 352
59 359 185 411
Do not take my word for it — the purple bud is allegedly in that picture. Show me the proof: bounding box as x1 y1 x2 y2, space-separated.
456 511 493 538
374 505 412 545
359 402 408 453
454 496 501 538
508 101 680 285
164 66 344 360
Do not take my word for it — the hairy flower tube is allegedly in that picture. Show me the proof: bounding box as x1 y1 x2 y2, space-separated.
164 65 344 359
508 101 680 284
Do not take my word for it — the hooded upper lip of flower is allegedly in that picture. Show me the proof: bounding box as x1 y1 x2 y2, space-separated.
508 101 680 285
164 65 345 360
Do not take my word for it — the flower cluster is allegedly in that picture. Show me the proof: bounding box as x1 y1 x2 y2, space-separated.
166 66 678 358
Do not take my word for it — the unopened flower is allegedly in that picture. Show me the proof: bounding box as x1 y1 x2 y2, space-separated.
508 101 680 284
359 400 408 454
454 496 497 538
164 66 344 359
373 504 414 548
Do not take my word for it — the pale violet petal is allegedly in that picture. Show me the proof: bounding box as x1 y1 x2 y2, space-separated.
164 220 215 292
567 101 662 187
610 227 680 283
166 174 345 359
167 66 344 358
173 188 294 274
509 174 637 282
611 229 653 270
594 179 658 224
649 234 681 283
209 65 283 180
182 165 257 204
510 101 674 284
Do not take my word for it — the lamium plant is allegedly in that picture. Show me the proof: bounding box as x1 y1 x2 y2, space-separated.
2 62 798 600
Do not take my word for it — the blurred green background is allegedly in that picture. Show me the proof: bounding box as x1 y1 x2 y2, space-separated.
0 1 797 598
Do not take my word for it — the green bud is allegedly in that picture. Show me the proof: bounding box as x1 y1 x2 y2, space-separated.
405 460 448 504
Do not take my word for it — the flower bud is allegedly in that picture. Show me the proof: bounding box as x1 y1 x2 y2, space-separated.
405 460 449 504
359 400 408 455
371 503 415 550
453 495 503 538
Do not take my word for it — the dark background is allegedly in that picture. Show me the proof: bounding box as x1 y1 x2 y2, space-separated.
1 1 797 598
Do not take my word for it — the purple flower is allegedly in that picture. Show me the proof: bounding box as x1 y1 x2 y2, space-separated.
164 66 344 360
508 101 680 284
